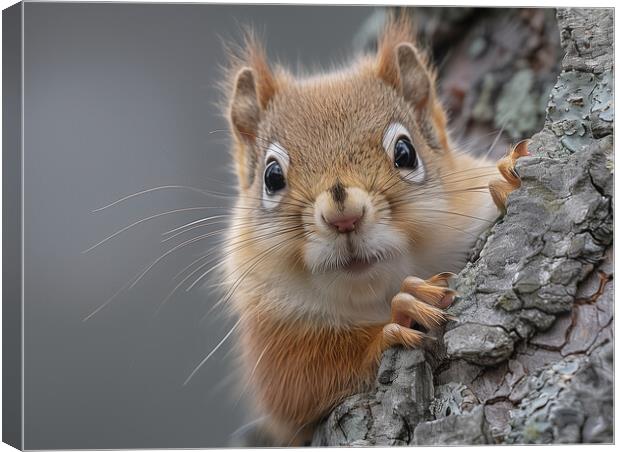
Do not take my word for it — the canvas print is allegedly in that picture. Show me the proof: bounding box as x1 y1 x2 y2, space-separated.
2 2 614 449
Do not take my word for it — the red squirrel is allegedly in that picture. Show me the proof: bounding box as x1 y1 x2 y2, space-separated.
220 15 528 445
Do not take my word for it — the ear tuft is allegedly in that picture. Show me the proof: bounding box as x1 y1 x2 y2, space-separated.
222 30 278 142
375 14 434 109
244 33 277 110
375 13 418 89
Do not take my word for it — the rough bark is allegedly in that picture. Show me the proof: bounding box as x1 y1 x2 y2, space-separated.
313 8 613 446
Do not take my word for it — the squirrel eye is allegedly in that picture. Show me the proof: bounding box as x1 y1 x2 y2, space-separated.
394 137 418 169
264 159 286 194
383 122 425 184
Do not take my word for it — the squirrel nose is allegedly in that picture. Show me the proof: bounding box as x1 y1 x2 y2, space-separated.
325 213 362 233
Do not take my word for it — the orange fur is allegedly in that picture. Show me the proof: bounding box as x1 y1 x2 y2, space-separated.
238 310 383 445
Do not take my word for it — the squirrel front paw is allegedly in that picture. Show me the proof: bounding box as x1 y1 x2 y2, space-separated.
488 140 530 213
380 273 456 350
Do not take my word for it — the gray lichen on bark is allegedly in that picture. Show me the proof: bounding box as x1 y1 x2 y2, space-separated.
313 8 613 445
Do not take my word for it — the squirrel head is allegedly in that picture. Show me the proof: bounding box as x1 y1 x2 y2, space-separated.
221 16 478 319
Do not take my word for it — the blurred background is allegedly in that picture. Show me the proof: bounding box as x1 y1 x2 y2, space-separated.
22 3 560 448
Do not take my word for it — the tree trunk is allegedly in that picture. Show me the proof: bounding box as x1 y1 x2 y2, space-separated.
313 8 613 445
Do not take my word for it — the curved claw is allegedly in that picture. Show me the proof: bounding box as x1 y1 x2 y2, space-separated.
367 272 458 364
401 274 457 309
489 140 531 213
425 271 456 288
381 323 429 349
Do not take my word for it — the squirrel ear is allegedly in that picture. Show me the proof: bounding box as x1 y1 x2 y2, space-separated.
227 33 277 143
228 67 262 190
394 43 432 111
230 67 261 143
225 34 278 189
377 41 434 113
377 39 449 150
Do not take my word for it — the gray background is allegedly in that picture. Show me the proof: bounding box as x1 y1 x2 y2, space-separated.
22 2 374 448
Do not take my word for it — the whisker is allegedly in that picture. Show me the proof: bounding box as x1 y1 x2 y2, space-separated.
162 211 310 242
400 219 478 238
132 219 308 300
155 222 311 314
128 232 222 290
175 224 311 301
386 207 493 223
206 231 311 317
182 318 241 386
162 215 231 241
83 206 232 254
82 276 136 322
483 116 508 160
231 342 271 409
92 185 213 212
185 259 230 292
172 252 212 281
154 256 216 315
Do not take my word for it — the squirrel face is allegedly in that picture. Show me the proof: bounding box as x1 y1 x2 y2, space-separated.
260 76 440 279
222 20 489 322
